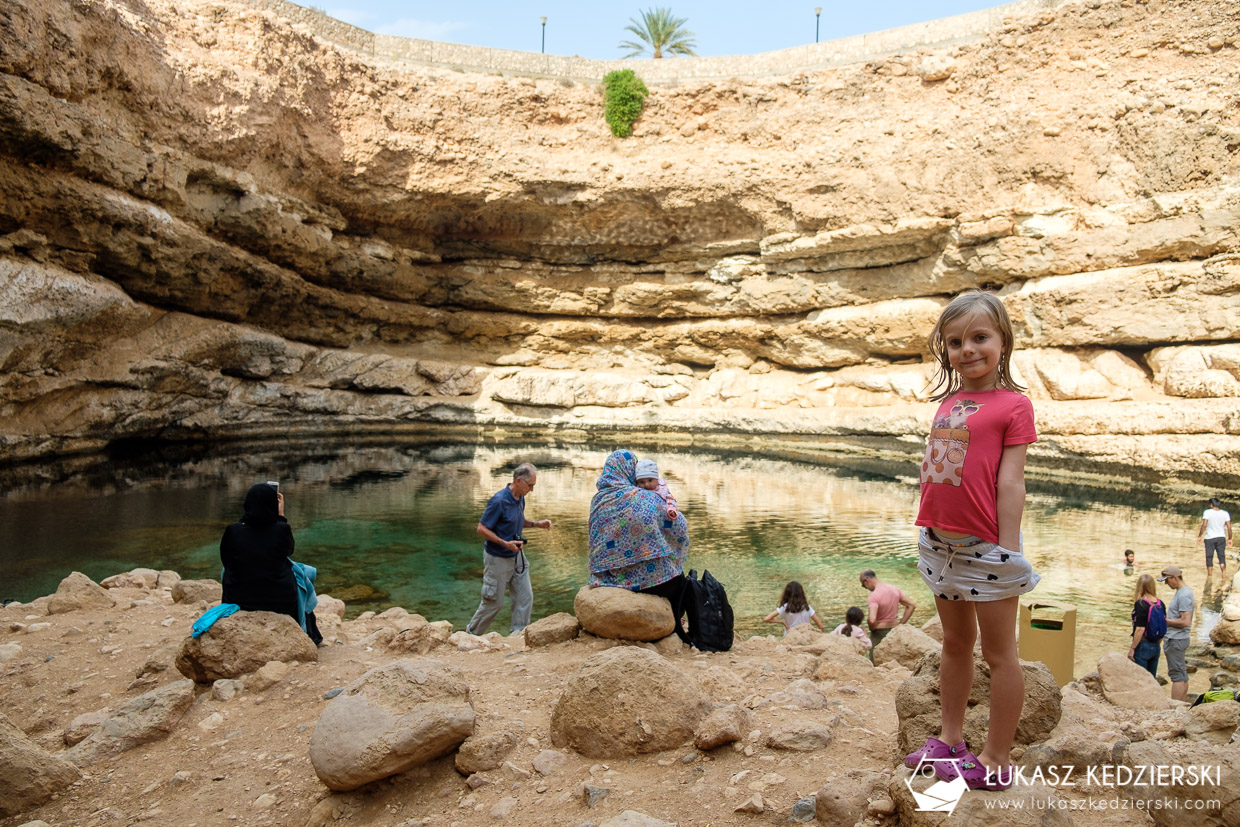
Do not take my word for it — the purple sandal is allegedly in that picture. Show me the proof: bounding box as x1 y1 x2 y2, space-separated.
934 750 1015 790
903 736 968 768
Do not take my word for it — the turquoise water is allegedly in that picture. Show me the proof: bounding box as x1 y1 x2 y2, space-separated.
0 439 1229 679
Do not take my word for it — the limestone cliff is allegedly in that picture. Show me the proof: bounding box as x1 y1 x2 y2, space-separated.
0 0 1238 479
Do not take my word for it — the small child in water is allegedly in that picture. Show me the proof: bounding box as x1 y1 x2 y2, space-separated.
634 459 679 520
832 606 873 650
763 580 825 634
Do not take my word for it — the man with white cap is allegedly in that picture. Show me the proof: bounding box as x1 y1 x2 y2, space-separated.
1158 565 1194 701
635 459 678 521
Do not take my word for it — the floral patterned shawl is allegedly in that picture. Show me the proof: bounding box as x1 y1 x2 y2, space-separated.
588 450 689 589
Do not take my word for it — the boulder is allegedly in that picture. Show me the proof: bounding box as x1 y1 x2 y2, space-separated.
388 618 453 655
47 572 116 614
156 570 181 589
551 647 710 758
1210 618 1240 646
573 586 674 642
1221 593 1240 622
0 713 82 817
810 636 874 680
101 568 159 589
1021 684 1122 773
62 708 110 746
768 678 830 709
1097 652 1175 710
1117 739 1240 826
694 704 753 750
66 680 196 766
920 614 944 642
171 579 223 604
1184 699 1240 745
524 612 581 647
895 651 1060 755
243 660 290 692
765 717 838 751
873 624 939 669
532 748 568 776
175 611 317 682
890 768 1073 826
455 728 517 775
815 770 885 826
315 595 346 619
309 659 475 791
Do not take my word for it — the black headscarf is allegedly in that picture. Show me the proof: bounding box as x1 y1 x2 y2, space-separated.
241 483 280 527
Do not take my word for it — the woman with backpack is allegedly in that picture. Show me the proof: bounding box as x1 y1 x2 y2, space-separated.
1128 574 1165 677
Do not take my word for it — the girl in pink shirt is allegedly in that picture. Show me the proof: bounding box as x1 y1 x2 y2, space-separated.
904 290 1040 792
831 606 872 649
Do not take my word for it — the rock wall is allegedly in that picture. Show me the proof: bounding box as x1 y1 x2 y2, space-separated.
0 0 1238 479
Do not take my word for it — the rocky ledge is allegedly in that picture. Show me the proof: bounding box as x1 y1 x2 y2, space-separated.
2 570 1239 826
0 0 1238 480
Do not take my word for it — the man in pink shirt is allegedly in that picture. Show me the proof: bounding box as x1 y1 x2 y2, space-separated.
860 569 916 648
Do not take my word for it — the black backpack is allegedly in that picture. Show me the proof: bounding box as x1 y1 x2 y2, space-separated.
682 569 734 652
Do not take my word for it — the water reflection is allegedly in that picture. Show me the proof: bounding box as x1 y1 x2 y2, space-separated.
0 438 1225 680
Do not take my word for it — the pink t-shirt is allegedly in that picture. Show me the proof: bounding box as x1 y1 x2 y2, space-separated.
916 389 1037 544
868 582 907 627
831 623 873 649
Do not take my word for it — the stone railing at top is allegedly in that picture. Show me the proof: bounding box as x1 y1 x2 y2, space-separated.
235 0 1071 84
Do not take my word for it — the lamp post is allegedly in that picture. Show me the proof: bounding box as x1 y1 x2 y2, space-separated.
540 16 547 53
815 7 822 43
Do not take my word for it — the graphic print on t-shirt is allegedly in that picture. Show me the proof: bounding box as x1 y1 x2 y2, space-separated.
921 399 984 486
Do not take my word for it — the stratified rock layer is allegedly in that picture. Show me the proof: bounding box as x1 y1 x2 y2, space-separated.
0 0 1238 479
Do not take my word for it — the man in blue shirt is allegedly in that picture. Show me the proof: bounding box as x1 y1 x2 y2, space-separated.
465 463 553 636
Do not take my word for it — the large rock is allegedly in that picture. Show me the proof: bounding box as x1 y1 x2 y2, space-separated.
1021 685 1122 773
1184 699 1240 745
890 768 1073 826
455 727 518 775
873 624 940 669
815 770 885 826
573 586 675 641
100 568 159 589
65 680 196 766
1097 652 1175 710
765 717 838 751
0 713 83 817
895 651 1061 755
1117 739 1240 826
811 635 874 680
551 647 710 758
1210 618 1240 646
694 704 753 750
524 612 581 647
309 659 475 791
47 571 116 614
175 610 317 682
387 617 453 655
171 579 223 604
62 708 111 746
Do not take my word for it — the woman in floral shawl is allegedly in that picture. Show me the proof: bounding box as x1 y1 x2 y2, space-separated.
588 450 691 639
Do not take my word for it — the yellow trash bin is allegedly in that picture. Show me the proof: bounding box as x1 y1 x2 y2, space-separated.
1018 600 1076 687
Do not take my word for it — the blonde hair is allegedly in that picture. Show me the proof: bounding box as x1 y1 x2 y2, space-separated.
927 290 1025 401
1133 573 1158 603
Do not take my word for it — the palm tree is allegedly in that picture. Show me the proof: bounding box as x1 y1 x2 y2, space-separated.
620 8 697 59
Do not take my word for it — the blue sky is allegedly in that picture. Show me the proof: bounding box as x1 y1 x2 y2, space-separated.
322 1 1010 59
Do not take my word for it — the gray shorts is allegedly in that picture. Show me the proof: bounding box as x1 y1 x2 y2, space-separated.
1204 537 1226 566
1163 636 1190 683
917 527 1040 602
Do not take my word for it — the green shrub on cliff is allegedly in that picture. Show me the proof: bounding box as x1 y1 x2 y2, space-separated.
602 69 649 138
